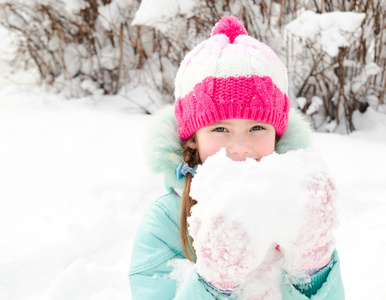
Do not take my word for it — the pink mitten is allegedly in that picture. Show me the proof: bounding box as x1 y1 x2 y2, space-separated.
281 171 338 274
189 214 257 292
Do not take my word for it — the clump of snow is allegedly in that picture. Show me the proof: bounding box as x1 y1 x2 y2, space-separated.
189 148 334 296
296 97 307 110
98 1 126 31
63 44 82 78
167 259 195 293
286 11 365 57
306 96 323 116
131 0 196 28
364 62 383 77
62 0 89 14
99 45 120 71
351 106 386 133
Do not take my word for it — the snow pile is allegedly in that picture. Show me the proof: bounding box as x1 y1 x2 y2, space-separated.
0 84 386 298
189 148 335 297
286 11 365 57
0 86 164 300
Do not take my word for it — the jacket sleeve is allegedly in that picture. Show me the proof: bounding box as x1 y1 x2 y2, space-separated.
129 194 221 300
282 250 345 299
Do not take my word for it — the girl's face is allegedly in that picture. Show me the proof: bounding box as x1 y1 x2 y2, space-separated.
188 119 276 163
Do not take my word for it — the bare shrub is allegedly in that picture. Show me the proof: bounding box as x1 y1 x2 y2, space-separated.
0 1 160 109
286 0 385 132
0 0 384 131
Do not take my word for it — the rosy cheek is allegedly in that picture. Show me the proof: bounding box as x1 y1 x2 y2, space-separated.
257 140 275 158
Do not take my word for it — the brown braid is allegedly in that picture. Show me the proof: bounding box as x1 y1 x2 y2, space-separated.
178 134 200 262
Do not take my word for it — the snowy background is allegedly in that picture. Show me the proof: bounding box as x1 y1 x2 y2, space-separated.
1 10 386 300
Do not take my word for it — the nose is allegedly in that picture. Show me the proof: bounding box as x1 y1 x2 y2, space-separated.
226 134 253 161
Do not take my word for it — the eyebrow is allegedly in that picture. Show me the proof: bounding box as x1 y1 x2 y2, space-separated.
213 120 231 125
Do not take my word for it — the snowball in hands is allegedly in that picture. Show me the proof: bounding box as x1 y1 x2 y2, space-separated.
188 148 337 287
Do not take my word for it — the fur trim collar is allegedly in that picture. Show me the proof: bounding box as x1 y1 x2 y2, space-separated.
146 105 313 194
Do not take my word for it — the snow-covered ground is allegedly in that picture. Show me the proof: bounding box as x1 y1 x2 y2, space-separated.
1 25 386 300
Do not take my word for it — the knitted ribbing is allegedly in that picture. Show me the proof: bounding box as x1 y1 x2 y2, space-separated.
175 75 289 140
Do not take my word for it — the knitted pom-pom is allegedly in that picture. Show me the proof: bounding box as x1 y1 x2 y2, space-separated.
211 16 248 43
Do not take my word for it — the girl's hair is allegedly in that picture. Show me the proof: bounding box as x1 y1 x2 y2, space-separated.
179 134 200 262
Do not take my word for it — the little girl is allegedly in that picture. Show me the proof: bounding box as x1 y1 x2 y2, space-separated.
129 16 344 299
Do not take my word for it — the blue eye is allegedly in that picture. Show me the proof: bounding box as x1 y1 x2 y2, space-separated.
213 127 227 132
251 125 264 131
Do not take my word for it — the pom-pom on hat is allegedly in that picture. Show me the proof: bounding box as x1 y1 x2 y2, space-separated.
174 16 290 141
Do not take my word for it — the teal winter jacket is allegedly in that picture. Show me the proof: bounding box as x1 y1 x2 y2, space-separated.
129 106 345 299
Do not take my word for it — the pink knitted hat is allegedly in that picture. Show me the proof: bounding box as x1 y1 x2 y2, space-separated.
174 16 290 141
